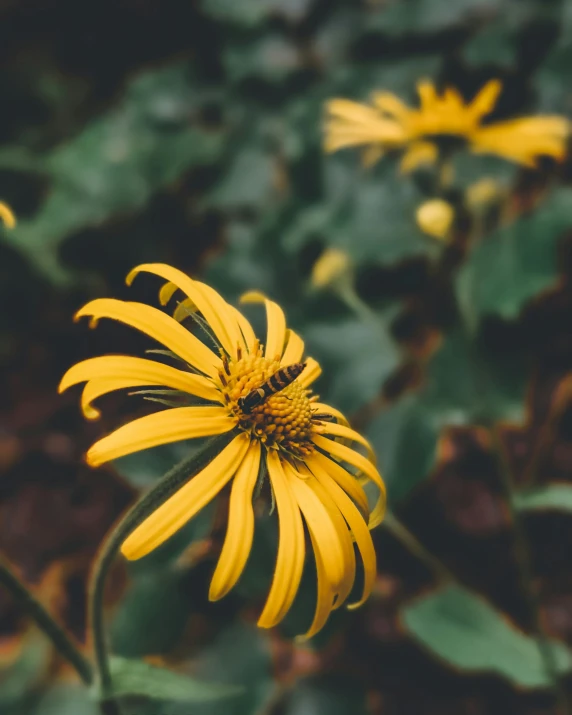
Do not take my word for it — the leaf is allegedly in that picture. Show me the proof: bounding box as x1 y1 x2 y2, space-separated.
223 35 302 83
322 163 439 267
281 676 368 715
304 314 400 413
28 686 100 715
1 62 225 283
0 631 51 709
366 329 526 503
513 483 572 512
367 0 504 35
462 20 519 68
92 656 242 703
402 584 572 687
200 0 313 26
456 188 572 328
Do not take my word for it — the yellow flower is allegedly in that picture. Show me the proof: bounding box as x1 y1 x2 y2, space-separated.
325 79 569 171
416 199 454 240
60 263 385 638
0 202 16 229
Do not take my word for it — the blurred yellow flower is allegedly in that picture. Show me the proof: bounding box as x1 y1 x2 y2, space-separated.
466 177 502 208
0 202 16 229
325 79 569 171
311 247 353 289
60 263 385 638
416 199 454 240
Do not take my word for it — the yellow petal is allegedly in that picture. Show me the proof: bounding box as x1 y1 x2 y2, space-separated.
287 470 346 589
75 299 221 379
257 451 305 628
240 291 287 361
0 202 16 229
209 440 261 600
299 357 321 388
468 79 502 119
301 469 356 609
371 91 411 121
307 450 369 521
280 329 305 367
317 422 376 464
361 145 385 168
312 435 386 528
59 355 222 418
311 402 349 427
297 530 335 640
121 434 250 560
228 306 257 353
399 140 438 174
416 80 439 111
87 406 236 467
307 455 376 609
127 264 245 359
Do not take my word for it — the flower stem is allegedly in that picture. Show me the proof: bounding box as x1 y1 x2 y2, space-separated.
383 511 454 584
88 432 235 708
492 426 570 714
0 555 93 685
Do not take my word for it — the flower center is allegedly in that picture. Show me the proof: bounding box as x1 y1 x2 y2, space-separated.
219 342 317 457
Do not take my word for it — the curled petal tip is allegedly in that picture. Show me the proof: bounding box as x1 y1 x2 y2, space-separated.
239 290 267 304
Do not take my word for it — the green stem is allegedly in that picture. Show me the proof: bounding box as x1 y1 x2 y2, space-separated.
0 555 93 685
89 432 235 707
383 511 454 584
492 427 570 714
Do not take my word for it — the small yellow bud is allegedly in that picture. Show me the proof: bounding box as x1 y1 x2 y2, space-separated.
311 248 353 290
0 202 16 229
466 178 501 208
416 199 454 240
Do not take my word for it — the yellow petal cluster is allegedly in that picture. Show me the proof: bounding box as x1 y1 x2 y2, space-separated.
416 199 454 240
60 263 386 638
325 79 569 170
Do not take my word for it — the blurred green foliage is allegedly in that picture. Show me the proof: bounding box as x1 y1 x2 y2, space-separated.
4 0 572 712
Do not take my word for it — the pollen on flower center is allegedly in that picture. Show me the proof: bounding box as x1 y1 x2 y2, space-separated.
218 342 318 456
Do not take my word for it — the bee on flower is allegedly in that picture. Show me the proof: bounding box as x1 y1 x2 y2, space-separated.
60 264 385 638
324 79 570 172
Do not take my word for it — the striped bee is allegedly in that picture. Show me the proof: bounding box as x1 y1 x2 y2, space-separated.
238 362 306 414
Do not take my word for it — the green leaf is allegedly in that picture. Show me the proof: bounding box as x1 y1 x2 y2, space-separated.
513 483 572 512
367 0 504 35
223 35 302 83
366 329 525 503
402 584 572 687
322 163 439 267
93 656 242 703
462 20 519 68
0 632 51 709
2 62 225 283
200 0 312 26
304 314 400 413
26 686 100 715
282 676 368 715
456 188 572 328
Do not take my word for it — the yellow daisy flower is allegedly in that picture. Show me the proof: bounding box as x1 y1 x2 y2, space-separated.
325 79 569 171
59 263 385 638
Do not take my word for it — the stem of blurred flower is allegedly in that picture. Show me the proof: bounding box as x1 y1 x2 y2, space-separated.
491 426 570 714
383 512 454 583
0 555 93 685
334 285 456 584
88 432 236 712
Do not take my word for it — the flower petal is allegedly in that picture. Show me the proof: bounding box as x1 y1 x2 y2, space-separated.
228 306 257 353
75 299 221 379
312 435 386 528
127 264 245 359
121 433 250 560
0 202 16 229
297 530 335 641
299 358 321 388
306 454 376 609
311 403 349 427
399 140 438 174
317 422 376 464
308 451 369 518
280 329 305 366
59 355 222 418
87 406 236 467
468 79 502 119
257 451 305 628
209 440 261 600
287 469 346 589
240 291 287 361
